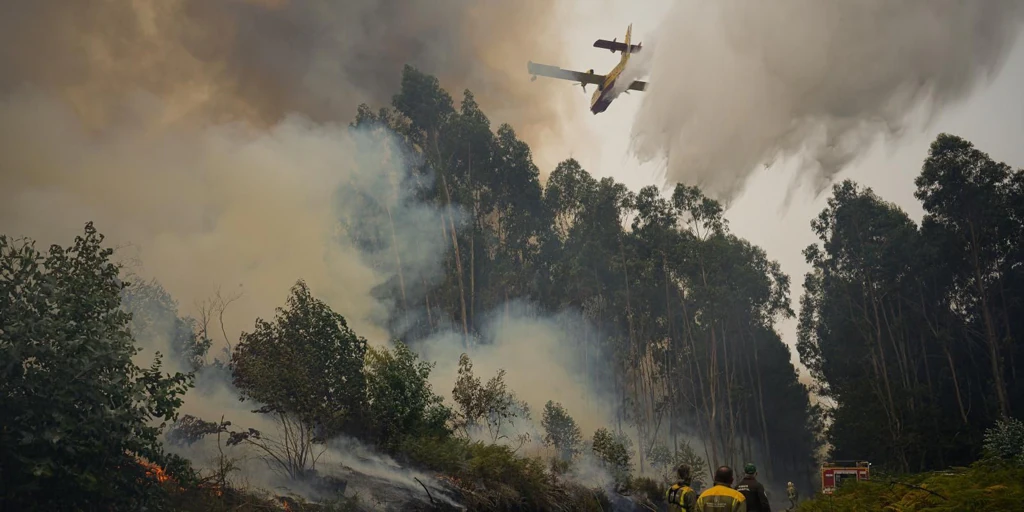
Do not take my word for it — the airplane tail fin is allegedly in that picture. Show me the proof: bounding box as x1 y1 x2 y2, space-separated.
620 24 633 64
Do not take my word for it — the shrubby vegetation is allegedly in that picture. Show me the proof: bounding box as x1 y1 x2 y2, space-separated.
797 418 1024 511
0 224 194 510
354 66 824 491
3 64 1022 510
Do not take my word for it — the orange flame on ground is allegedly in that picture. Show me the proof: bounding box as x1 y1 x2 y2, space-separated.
131 456 226 498
134 457 185 493
138 459 171 483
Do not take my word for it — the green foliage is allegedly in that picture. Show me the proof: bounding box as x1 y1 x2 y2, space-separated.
0 223 193 510
167 414 228 447
542 400 584 461
398 433 472 474
460 442 608 512
451 353 531 446
121 274 213 372
380 64 823 490
983 417 1024 467
227 280 370 480
364 340 452 451
799 134 1024 473
231 279 368 438
647 442 708 486
12 64 972 509
628 476 665 505
796 461 1024 512
591 428 633 487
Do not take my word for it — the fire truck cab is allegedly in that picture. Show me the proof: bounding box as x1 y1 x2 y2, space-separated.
820 460 870 495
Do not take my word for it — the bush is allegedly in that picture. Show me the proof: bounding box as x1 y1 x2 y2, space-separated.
542 400 584 461
463 442 572 511
795 461 1024 512
591 427 633 489
364 340 453 452
628 476 665 504
399 434 471 474
0 223 193 510
983 417 1024 467
646 442 708 486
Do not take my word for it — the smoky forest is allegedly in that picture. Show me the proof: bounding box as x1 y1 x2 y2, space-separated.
3 66 1024 511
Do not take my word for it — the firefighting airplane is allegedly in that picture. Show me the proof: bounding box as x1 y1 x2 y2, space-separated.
527 24 647 114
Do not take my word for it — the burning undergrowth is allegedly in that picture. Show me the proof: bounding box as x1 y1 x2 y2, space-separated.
51 89 639 508
2 50 691 510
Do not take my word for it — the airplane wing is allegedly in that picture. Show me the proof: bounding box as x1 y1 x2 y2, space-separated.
628 80 648 92
594 39 642 54
528 61 605 85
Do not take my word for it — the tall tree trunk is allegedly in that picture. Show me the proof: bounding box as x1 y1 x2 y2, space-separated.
865 288 901 446
918 289 969 426
749 329 773 479
385 204 408 311
424 278 434 329
441 174 470 347
468 146 475 330
943 343 970 425
968 221 1010 417
618 233 638 441
679 286 719 467
663 254 677 458
720 323 738 467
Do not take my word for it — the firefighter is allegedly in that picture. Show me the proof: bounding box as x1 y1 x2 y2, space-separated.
786 482 798 510
735 463 771 511
665 465 697 512
696 466 747 512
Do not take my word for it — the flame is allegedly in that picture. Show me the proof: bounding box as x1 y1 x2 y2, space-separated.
138 459 171 483
133 456 184 493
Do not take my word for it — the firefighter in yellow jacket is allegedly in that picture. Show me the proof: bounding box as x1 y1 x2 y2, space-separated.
665 465 697 511
696 466 747 512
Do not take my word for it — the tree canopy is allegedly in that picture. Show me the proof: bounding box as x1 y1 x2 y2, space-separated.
0 223 192 509
8 65 1020 510
798 134 1024 472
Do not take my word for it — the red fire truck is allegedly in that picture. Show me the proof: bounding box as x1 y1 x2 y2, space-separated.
820 460 870 495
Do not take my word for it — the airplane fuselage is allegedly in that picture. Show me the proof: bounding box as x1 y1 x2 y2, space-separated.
527 23 642 115
590 59 626 114
588 23 634 114
590 81 616 114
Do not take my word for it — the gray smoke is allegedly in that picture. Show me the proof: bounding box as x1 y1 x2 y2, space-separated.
0 0 585 171
0 1 628 499
630 0 1024 204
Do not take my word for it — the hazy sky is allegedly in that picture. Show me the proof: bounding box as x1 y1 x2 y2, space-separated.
552 0 1024 373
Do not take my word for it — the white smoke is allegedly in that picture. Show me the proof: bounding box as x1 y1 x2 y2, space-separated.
610 38 656 100
631 0 1024 204
419 302 618 440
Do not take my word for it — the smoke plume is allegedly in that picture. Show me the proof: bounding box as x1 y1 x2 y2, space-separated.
0 0 629 498
420 301 619 439
0 0 585 173
630 0 1024 204
0 0 589 344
